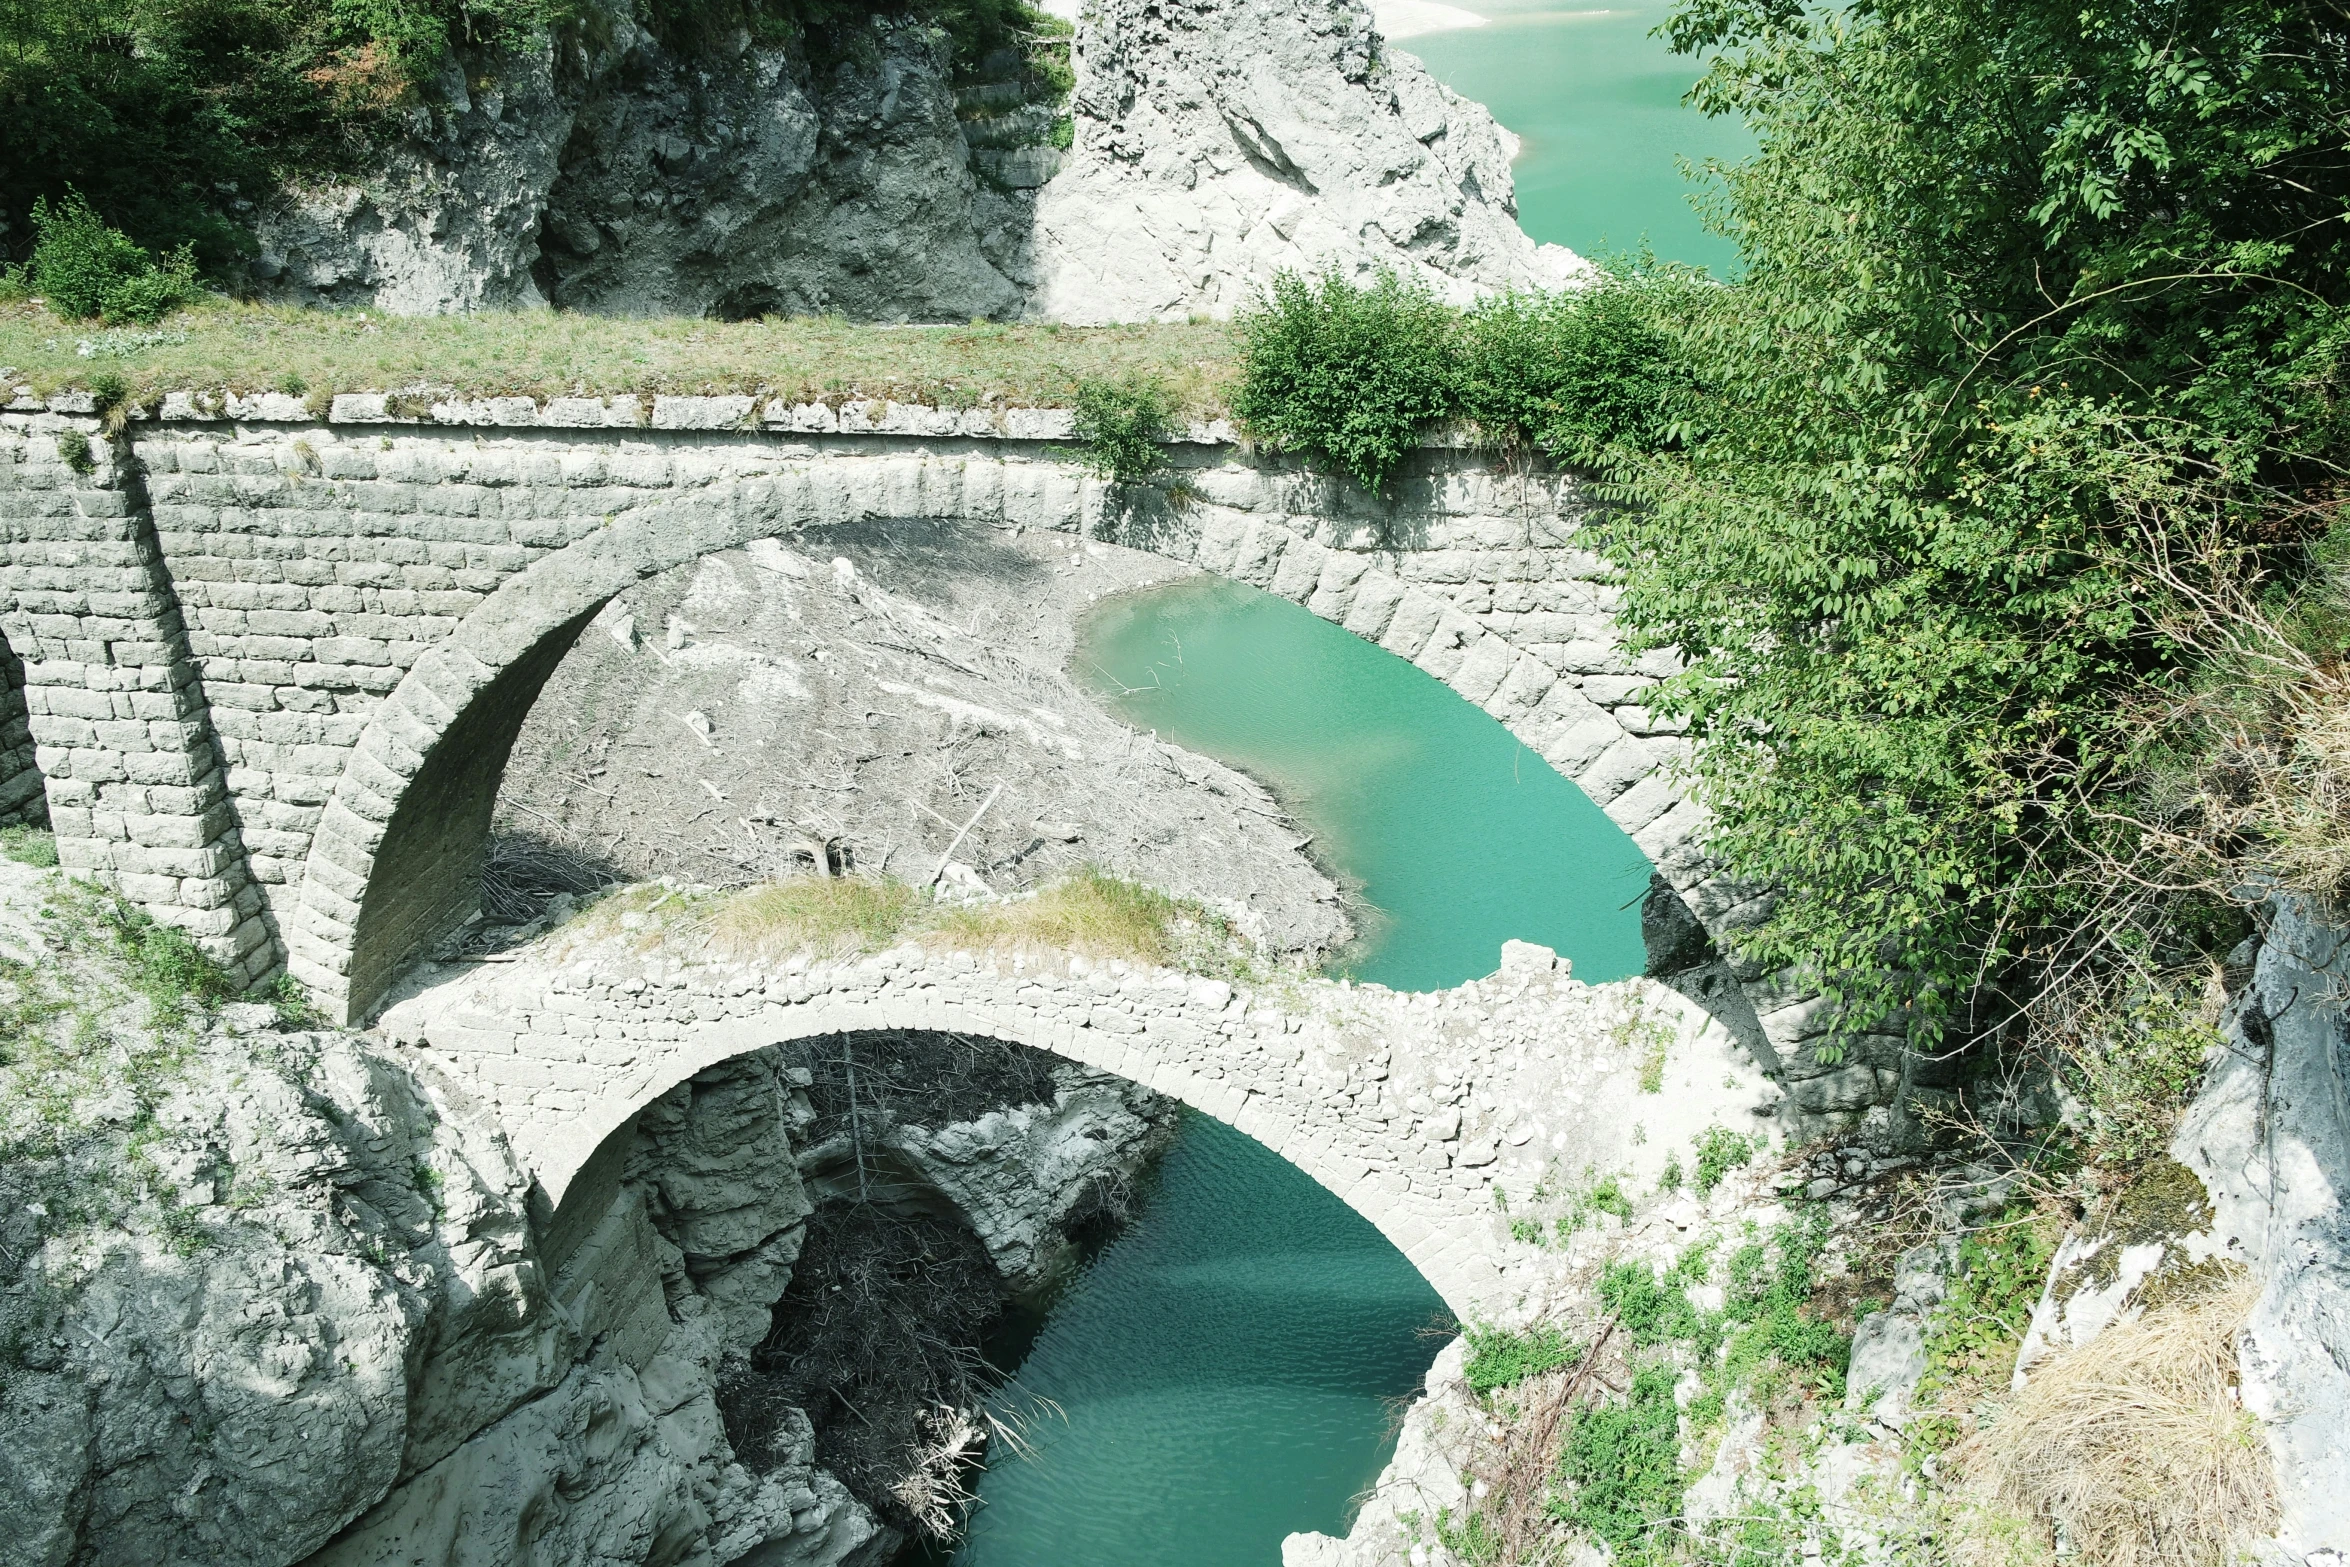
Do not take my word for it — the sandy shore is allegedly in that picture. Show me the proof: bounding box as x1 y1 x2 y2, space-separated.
1372 0 1490 37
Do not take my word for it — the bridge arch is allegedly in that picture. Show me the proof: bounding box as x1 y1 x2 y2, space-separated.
378 918 1764 1322
531 1002 1492 1316
287 450 1703 1020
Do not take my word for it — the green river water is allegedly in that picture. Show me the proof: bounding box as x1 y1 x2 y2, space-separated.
922 580 1650 1566
1406 0 1750 274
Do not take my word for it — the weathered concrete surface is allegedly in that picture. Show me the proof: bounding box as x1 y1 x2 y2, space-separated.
0 403 1705 1019
378 928 1781 1320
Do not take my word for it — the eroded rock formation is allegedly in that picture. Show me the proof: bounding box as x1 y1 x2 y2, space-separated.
0 852 1173 1567
249 0 1578 320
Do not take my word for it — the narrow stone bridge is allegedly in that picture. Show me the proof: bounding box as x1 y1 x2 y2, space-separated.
380 919 1776 1317
0 392 1720 1026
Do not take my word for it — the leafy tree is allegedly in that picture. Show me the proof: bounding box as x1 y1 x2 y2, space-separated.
1589 0 2350 1050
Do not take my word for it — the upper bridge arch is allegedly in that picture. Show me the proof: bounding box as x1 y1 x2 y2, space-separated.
0 407 1704 1019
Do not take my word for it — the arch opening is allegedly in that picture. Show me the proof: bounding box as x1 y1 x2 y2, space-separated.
344 604 603 1012
534 1024 1445 1564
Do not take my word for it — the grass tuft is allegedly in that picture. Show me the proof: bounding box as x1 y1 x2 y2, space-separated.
705 875 922 959
1964 1278 2276 1567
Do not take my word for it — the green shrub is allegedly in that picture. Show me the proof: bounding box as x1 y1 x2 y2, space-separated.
1692 1125 1756 1193
1231 267 1457 496
1462 1323 1583 1394
1070 373 1175 484
29 194 198 324
1552 1364 1682 1564
54 430 94 474
1454 280 1691 462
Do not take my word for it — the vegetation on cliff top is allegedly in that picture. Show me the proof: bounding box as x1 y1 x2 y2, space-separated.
1230 0 2350 1069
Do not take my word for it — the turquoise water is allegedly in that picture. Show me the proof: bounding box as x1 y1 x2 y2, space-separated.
1078 576 1651 992
942 1114 1447 1566
1404 0 1752 274
925 578 1650 1567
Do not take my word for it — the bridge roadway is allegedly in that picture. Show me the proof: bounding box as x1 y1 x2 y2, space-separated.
378 922 1777 1318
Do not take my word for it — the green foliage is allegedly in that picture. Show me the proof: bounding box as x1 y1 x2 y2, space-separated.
28 194 199 323
1923 1210 2057 1386
1453 278 1692 462
0 826 57 868
1070 373 1174 484
53 429 92 474
1601 1256 1705 1347
1552 1364 1683 1564
1228 268 1704 495
1721 1213 1849 1397
1462 1323 1583 1395
1581 0 2350 1052
1693 1125 1756 1193
2058 982 2221 1168
1230 267 1457 496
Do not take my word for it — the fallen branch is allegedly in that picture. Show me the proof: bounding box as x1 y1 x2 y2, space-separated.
927 782 1004 889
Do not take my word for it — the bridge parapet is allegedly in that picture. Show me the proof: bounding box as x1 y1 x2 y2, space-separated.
377 924 1778 1317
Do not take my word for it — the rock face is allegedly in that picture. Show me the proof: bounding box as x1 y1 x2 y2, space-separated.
255 8 1021 319
0 853 1174 1567
250 0 1574 320
490 526 1350 963
0 1015 561 1567
532 23 1024 321
1027 0 1584 322
2168 898 2350 1563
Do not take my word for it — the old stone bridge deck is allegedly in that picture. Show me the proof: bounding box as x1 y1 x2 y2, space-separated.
0 393 1744 1030
381 923 1777 1318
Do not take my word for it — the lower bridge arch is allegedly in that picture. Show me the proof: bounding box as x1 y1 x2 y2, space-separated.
380 927 1781 1322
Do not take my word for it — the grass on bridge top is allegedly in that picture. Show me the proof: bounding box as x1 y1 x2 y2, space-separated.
0 298 1241 413
568 866 1261 979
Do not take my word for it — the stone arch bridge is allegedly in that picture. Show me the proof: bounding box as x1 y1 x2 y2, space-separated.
378 921 1776 1318
0 392 1723 1024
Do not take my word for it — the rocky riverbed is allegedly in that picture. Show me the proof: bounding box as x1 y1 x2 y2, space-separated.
481 519 1352 961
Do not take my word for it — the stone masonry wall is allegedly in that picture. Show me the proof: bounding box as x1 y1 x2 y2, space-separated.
379 931 1779 1320
0 628 43 825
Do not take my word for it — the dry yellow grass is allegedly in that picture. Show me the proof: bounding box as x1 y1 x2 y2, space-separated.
676 866 1246 973
1963 1278 2277 1567
926 864 1235 968
702 876 921 960
0 298 1239 412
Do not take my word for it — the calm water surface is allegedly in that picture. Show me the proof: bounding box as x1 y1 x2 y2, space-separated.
926 579 1649 1567
1405 0 1751 273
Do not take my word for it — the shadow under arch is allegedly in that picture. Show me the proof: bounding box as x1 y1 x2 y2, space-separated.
0 625 45 826
533 1021 1455 1311
344 604 603 1015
